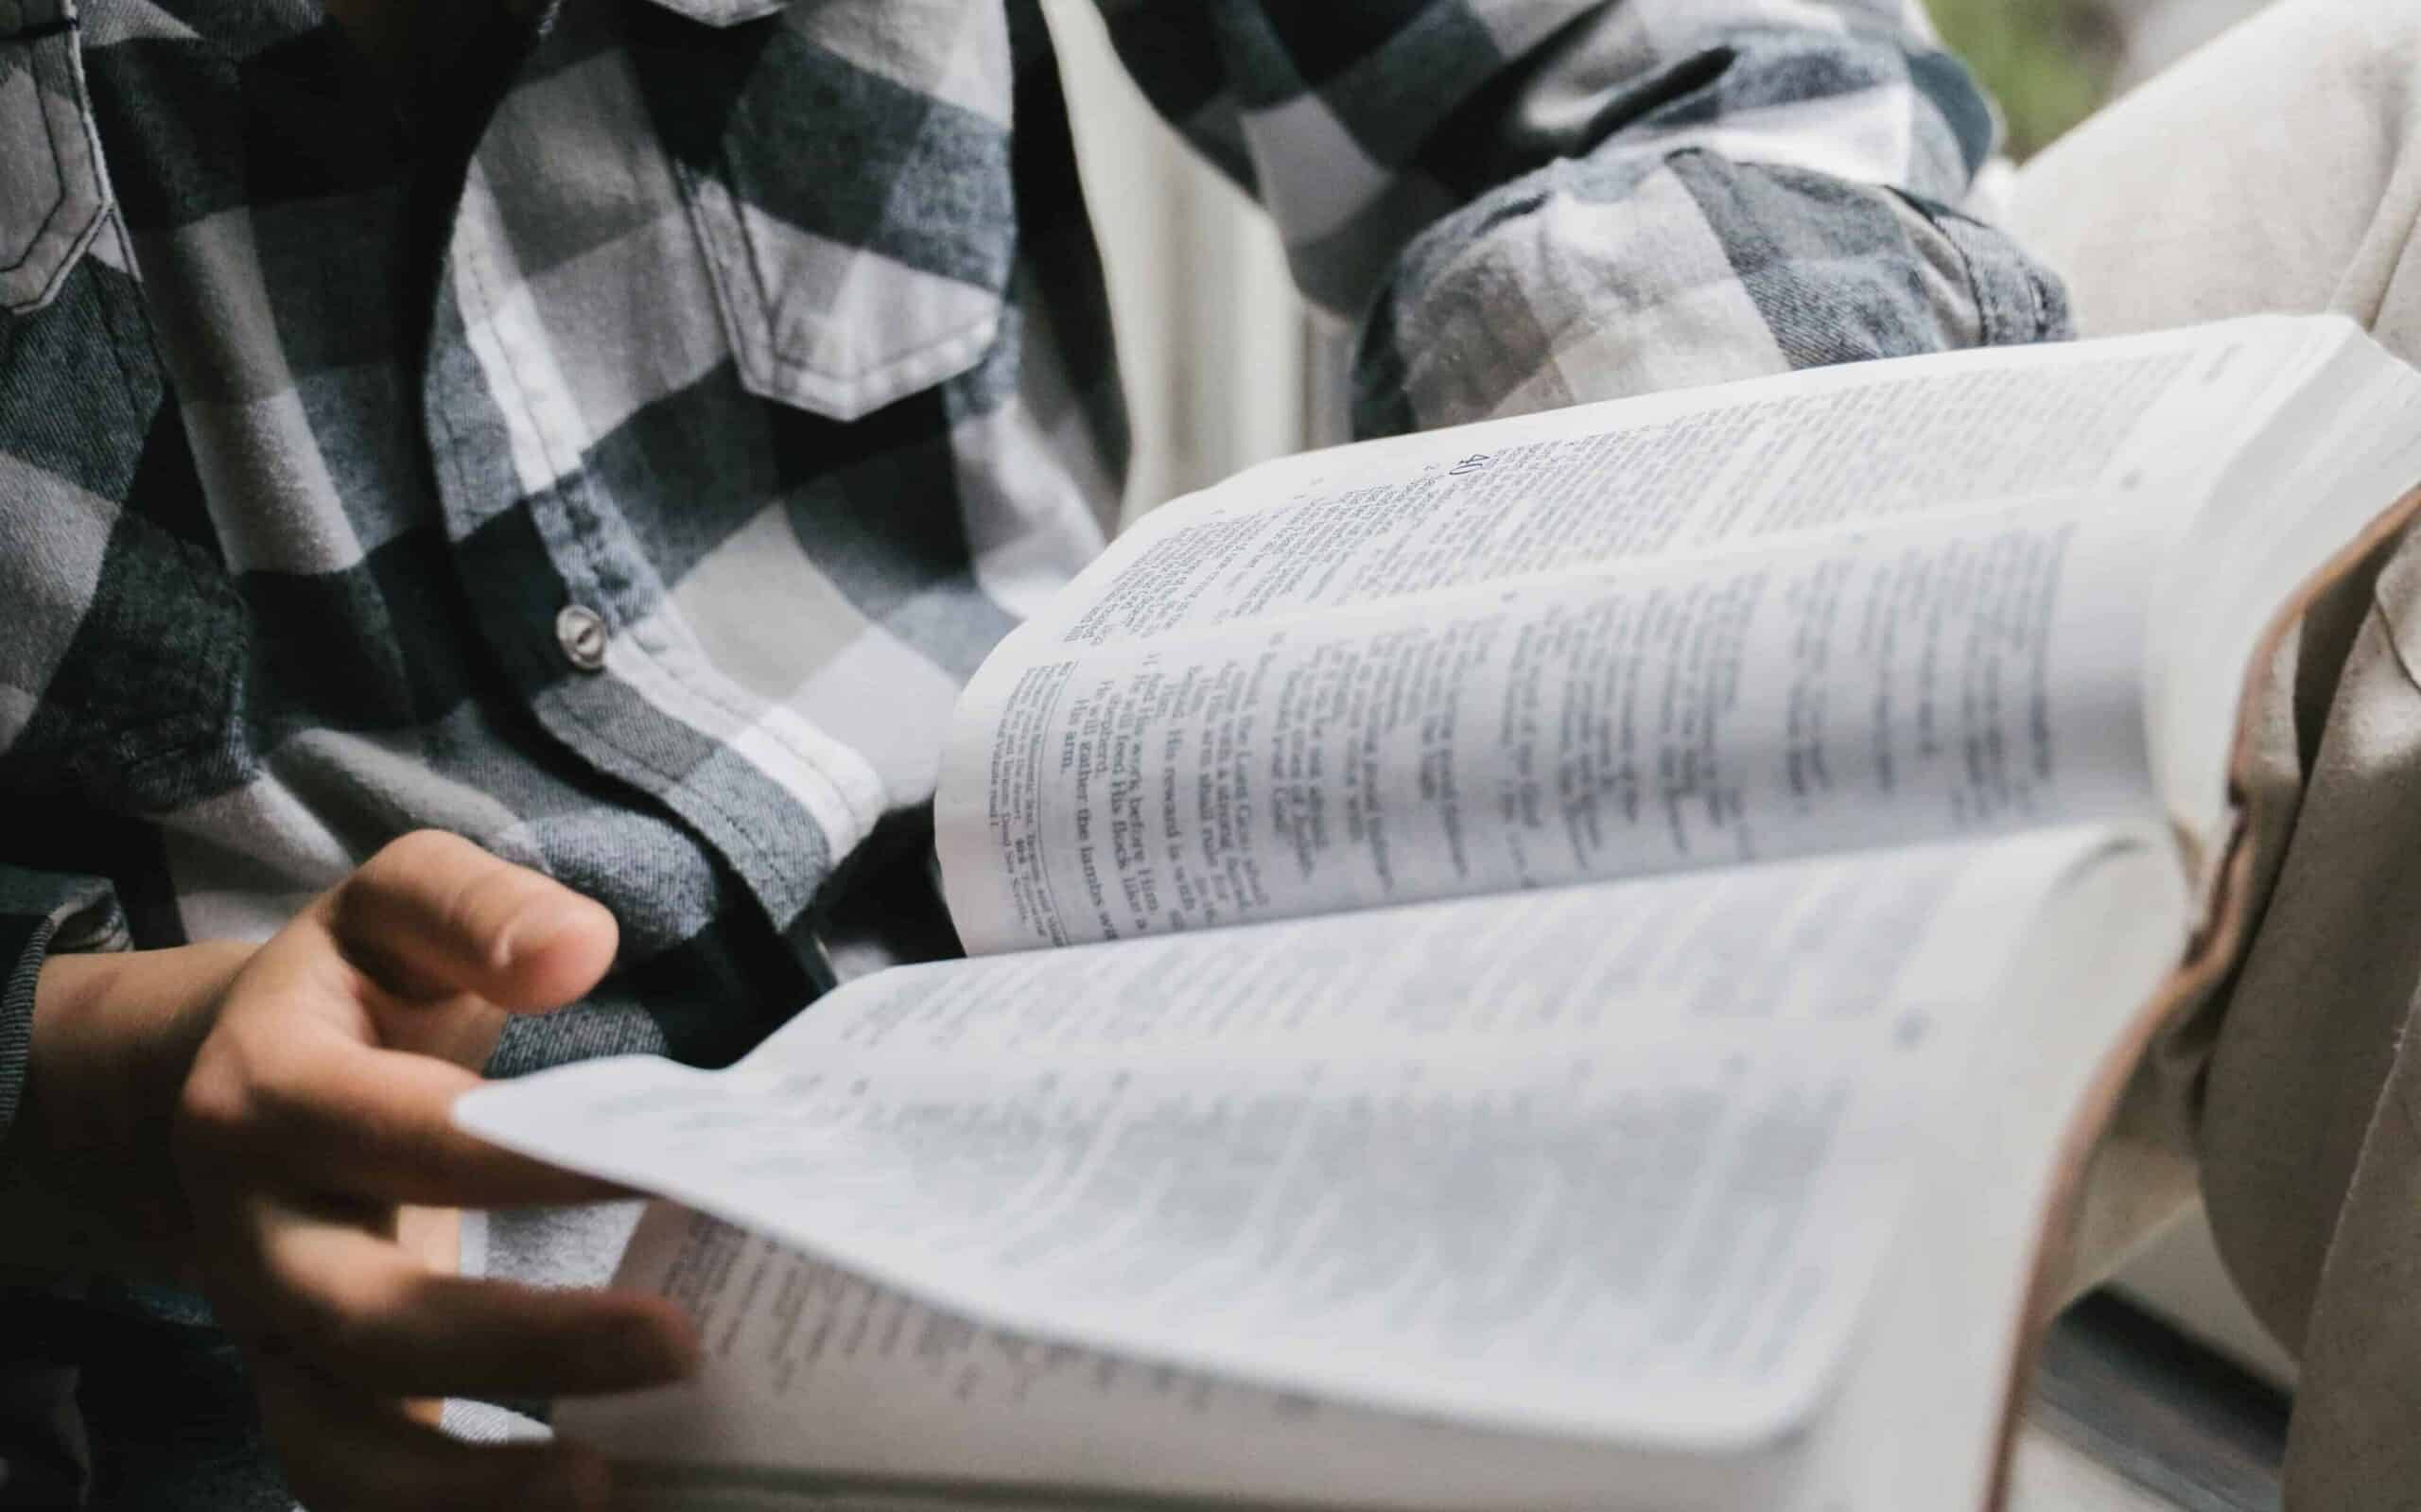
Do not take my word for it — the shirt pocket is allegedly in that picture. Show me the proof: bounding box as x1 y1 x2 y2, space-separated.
0 0 108 315
636 0 1019 423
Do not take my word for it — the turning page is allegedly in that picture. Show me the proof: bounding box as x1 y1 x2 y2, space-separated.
937 321 2346 951
460 825 2148 1457
568 1208 1788 1512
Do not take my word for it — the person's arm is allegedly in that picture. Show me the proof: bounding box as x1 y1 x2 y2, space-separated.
1093 0 2067 433
0 836 699 1512
0 878 245 1279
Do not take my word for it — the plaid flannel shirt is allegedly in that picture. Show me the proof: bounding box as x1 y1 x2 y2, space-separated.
2 0 2068 1250
0 0 2065 1134
1 0 2068 1497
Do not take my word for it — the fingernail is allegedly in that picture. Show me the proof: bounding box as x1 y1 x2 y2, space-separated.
490 898 580 970
486 912 527 974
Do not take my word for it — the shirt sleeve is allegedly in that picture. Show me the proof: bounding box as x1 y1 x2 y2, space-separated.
1091 0 2071 435
0 865 128 1146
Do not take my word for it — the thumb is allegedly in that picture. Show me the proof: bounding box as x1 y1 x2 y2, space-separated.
322 830 619 1015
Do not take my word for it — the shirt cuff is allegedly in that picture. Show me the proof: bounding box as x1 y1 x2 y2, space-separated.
0 866 129 1146
1923 192 2075 348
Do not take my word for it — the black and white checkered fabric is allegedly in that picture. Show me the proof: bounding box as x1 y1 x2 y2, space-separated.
0 0 2067 1130
0 0 2073 1498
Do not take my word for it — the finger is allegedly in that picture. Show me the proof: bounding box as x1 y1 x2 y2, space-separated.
324 830 618 1010
189 1028 629 1208
206 895 513 1073
255 1360 618 1512
247 1208 696 1399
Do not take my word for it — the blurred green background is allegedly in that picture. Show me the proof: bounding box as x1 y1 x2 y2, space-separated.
1928 0 2268 159
1930 0 2117 157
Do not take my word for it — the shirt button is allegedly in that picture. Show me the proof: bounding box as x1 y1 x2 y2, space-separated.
555 604 610 672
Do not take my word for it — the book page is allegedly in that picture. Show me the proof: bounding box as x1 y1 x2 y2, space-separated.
1794 829 2192 1510
1014 330 2294 652
459 825 2149 1458
2140 325 2421 840
567 1208 1778 1511
940 501 2159 951
938 322 2333 952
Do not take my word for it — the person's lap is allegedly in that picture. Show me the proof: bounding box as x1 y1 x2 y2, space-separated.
2011 6 2421 1502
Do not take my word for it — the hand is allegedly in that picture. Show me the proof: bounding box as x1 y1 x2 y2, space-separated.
174 830 699 1510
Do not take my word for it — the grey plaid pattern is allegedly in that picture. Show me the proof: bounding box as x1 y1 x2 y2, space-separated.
1 0 2065 1497
0 0 2066 1113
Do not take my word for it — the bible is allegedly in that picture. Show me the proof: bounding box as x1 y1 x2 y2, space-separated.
456 314 2421 1510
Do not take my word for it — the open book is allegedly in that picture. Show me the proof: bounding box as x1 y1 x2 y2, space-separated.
458 316 2421 1510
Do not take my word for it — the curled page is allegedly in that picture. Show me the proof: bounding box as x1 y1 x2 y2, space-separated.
563 1208 1785 1509
941 503 2162 951
458 826 2139 1452
937 322 2322 953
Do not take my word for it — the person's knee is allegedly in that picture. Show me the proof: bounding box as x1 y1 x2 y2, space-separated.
2267 0 2421 99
